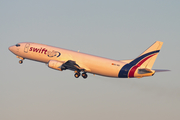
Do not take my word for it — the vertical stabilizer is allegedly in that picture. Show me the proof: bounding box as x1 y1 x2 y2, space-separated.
119 41 165 78
139 41 163 69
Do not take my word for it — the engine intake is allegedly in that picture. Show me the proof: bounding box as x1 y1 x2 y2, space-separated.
48 60 64 71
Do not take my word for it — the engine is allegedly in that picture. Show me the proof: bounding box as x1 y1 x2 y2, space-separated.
47 60 64 71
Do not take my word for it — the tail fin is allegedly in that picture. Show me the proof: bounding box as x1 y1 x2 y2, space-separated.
118 41 164 78
136 41 163 69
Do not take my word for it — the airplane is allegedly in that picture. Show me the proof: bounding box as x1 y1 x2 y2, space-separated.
8 41 169 79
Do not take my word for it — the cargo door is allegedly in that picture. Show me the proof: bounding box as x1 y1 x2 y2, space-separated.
24 43 30 53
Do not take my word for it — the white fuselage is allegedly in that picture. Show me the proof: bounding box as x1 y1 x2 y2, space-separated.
9 42 126 77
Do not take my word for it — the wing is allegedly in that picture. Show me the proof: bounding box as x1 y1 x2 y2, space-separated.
48 60 89 78
61 60 86 71
48 60 87 72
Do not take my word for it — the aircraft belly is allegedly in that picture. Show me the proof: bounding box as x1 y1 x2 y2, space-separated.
89 64 121 77
77 56 123 77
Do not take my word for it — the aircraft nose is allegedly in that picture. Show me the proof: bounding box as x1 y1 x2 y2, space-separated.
8 46 14 52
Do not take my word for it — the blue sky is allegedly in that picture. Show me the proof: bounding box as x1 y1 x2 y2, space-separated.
1 0 180 120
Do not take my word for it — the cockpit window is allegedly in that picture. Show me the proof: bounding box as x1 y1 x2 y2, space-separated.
15 44 20 47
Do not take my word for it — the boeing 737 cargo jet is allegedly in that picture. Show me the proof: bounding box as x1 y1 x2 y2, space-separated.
9 41 168 79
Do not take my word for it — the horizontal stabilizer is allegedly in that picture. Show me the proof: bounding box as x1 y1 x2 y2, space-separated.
153 69 170 72
138 68 154 74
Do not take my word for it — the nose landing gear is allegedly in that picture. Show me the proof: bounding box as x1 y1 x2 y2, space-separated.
19 60 23 64
16 56 24 64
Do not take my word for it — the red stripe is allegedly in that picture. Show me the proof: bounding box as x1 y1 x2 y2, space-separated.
137 54 156 67
128 66 139 77
128 54 156 77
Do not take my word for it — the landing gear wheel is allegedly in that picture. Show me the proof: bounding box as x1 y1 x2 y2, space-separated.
19 60 23 64
74 72 80 78
82 72 88 79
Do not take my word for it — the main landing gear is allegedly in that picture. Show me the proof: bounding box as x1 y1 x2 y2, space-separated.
74 72 80 78
82 72 88 79
74 71 88 79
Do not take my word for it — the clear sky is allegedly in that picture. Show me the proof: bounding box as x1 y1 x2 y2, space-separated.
1 0 180 120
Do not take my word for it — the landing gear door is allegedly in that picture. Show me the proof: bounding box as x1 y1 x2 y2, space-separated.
24 43 30 53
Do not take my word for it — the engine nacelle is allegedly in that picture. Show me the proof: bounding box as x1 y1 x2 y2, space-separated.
48 60 64 71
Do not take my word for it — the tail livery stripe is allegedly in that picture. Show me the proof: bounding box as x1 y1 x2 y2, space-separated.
135 54 156 67
118 50 160 78
128 54 156 77
129 50 160 66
